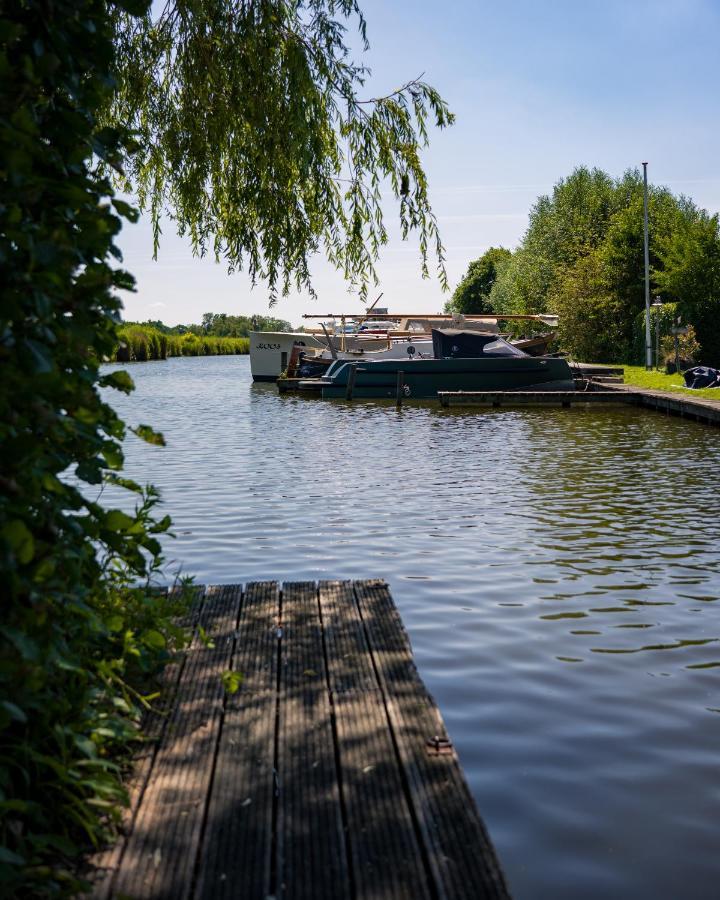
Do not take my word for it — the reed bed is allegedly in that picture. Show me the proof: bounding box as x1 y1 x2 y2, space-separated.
115 325 249 361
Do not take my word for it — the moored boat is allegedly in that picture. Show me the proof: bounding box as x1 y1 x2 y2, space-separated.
253 312 560 382
250 331 326 382
298 329 575 399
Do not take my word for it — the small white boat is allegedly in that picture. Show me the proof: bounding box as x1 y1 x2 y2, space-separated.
249 331 327 382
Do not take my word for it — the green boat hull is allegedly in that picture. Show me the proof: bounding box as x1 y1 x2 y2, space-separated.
321 356 576 399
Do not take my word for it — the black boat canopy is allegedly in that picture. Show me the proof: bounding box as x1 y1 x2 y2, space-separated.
431 329 529 359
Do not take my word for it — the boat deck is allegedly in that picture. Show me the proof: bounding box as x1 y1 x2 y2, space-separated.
89 580 508 899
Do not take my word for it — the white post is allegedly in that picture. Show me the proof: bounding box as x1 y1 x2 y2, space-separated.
642 162 652 370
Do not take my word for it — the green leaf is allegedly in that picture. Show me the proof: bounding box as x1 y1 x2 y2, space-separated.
76 459 103 484
197 627 215 649
111 198 140 222
104 510 135 532
142 630 166 650
221 670 244 695
150 515 172 534
100 370 135 393
106 474 143 494
132 424 166 446
1 520 35 564
3 628 40 662
102 443 124 470
23 338 53 373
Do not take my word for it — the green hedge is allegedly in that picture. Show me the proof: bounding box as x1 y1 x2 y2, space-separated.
115 325 249 361
1 0 196 894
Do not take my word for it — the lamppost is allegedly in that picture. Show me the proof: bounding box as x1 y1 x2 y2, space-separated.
642 162 652 370
652 296 662 370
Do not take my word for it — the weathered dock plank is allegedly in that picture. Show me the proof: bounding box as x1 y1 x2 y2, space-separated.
111 585 241 900
318 580 378 693
278 582 349 900
355 581 509 899
334 690 432 900
91 581 509 900
194 582 278 899
320 581 432 900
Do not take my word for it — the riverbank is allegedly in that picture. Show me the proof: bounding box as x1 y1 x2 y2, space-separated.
619 364 720 399
115 324 249 362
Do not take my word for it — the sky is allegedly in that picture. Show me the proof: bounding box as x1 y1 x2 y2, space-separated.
116 0 720 328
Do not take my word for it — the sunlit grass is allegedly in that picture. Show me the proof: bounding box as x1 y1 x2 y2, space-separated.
621 365 720 400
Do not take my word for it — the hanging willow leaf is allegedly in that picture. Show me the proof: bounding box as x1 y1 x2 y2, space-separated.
110 0 454 300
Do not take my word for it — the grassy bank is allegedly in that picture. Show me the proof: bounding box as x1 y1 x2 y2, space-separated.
621 366 720 400
115 325 249 361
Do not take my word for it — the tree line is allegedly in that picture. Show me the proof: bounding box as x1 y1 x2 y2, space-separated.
448 167 720 365
135 312 292 338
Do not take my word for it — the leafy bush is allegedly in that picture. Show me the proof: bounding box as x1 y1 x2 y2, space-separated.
0 0 191 894
551 253 630 362
661 325 701 370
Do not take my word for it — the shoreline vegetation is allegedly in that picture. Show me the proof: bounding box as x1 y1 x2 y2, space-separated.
115 324 250 361
113 314 294 361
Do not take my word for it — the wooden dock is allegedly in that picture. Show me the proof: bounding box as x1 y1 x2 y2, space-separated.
90 580 508 899
437 389 640 408
587 382 720 426
438 384 720 425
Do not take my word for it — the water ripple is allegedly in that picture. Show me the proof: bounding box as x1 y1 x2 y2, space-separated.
103 356 720 900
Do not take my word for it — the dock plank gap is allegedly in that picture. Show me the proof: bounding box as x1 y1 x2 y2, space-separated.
89 580 509 899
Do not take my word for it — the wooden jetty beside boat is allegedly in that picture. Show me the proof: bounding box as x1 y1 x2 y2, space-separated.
438 383 720 426
90 580 509 900
438 389 640 408
586 382 720 427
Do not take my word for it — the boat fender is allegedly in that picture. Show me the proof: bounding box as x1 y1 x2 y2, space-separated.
403 384 411 397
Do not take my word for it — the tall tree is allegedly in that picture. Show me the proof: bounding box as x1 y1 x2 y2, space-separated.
657 211 720 363
491 166 720 361
447 247 511 314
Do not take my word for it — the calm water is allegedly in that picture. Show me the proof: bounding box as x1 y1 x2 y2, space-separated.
104 355 720 899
